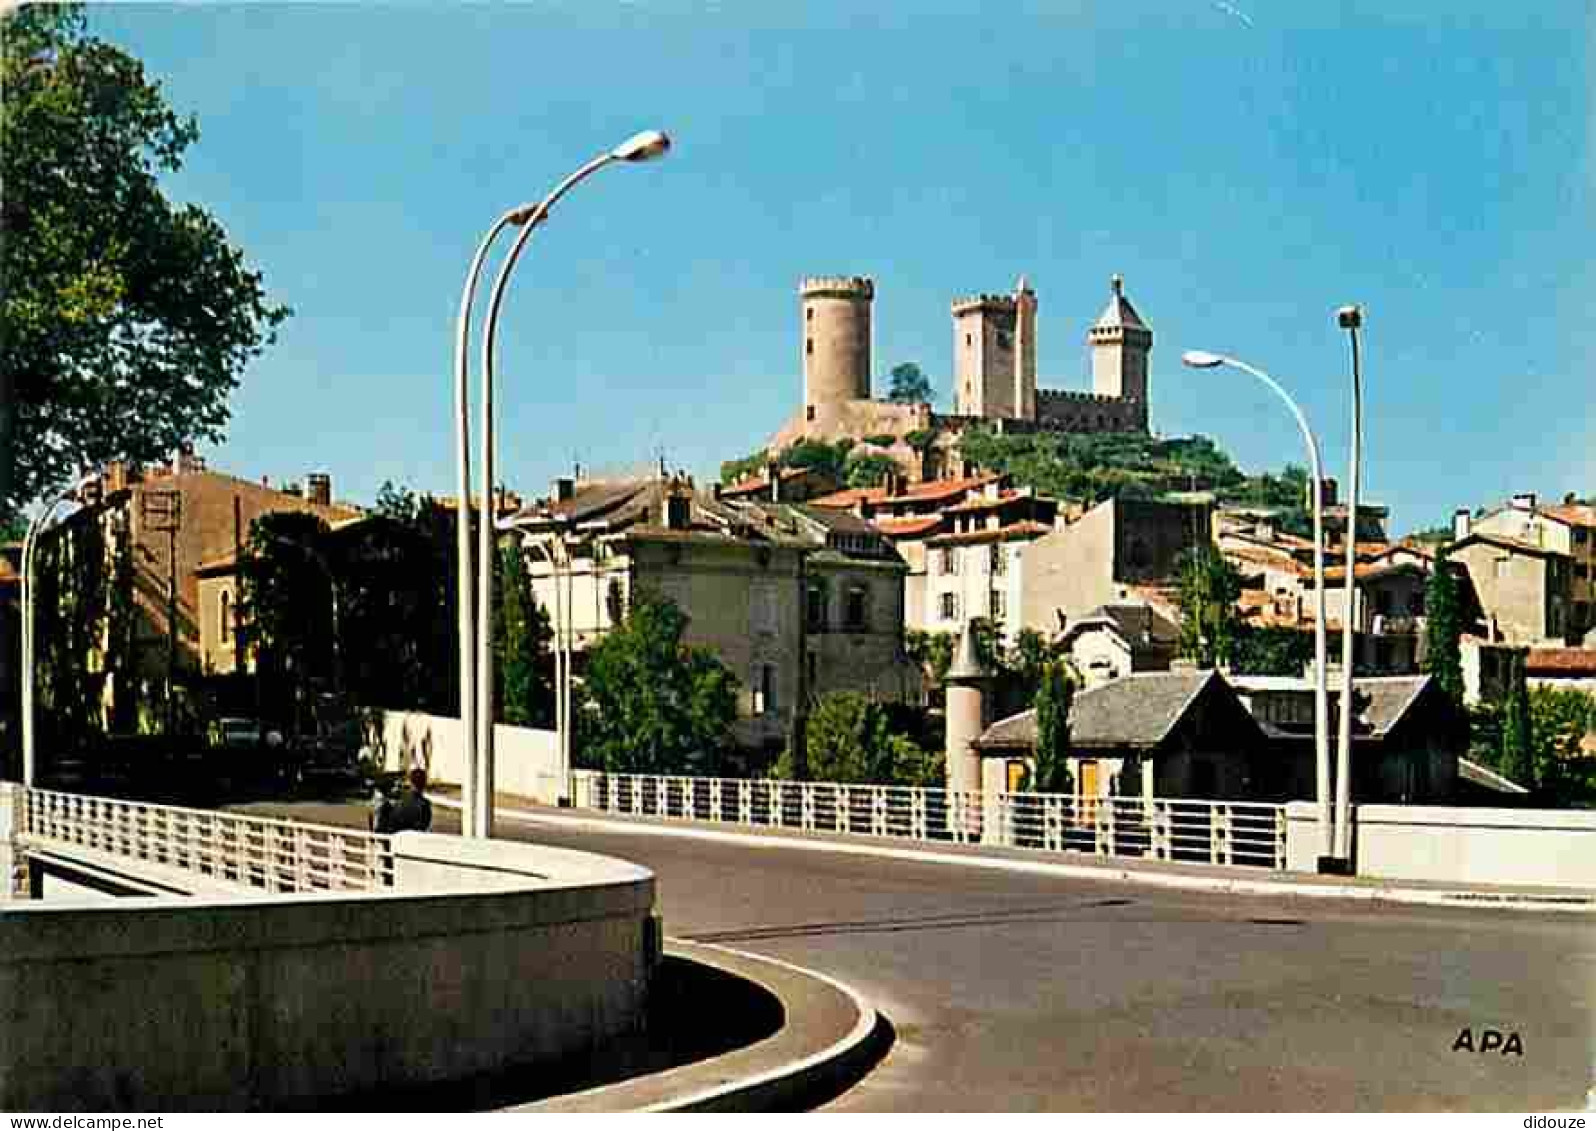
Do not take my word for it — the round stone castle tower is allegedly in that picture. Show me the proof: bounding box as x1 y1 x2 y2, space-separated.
801 276 874 416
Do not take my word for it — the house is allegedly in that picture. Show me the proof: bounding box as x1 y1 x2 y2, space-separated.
1470 493 1596 636
1448 530 1576 646
509 472 917 758
1229 673 1462 804
971 669 1269 803
810 471 1062 641
1020 496 1212 636
22 455 358 739
1058 601 1180 686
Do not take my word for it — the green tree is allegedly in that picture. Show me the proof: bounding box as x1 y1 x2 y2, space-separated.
844 452 899 488
493 544 554 728
2 5 289 519
1031 661 1075 793
578 590 738 776
782 438 855 482
777 691 937 786
237 512 336 730
1174 546 1243 668
1526 685 1596 805
1009 628 1065 689
1500 652 1535 790
885 361 933 404
1231 625 1315 677
1421 548 1466 708
905 629 955 687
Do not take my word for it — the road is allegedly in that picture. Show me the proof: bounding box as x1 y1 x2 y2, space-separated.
265 800 1595 1111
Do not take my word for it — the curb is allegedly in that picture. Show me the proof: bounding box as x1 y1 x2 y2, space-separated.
453 798 1596 914
515 939 887 1113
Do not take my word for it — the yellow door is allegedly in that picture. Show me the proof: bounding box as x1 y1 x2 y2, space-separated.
1078 760 1099 826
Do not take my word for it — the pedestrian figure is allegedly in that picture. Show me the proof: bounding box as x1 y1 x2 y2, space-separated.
386 766 433 833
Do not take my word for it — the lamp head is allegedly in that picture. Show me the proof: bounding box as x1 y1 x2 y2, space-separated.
1336 305 1363 329
611 130 671 162
1181 350 1225 370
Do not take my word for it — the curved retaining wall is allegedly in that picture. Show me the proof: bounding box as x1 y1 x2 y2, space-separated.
0 832 657 1111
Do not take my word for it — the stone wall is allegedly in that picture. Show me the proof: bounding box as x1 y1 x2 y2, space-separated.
363 708 562 804
0 831 656 1111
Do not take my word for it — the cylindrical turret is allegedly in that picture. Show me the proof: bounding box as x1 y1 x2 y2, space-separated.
801 276 873 413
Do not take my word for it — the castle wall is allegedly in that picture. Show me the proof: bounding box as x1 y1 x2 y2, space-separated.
1034 389 1147 434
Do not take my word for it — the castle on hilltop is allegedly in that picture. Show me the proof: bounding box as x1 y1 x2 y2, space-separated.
767 273 1153 482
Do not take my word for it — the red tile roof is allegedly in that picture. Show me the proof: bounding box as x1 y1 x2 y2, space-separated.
1524 648 1596 676
1543 504 1596 529
808 485 886 509
926 520 1052 547
872 516 943 538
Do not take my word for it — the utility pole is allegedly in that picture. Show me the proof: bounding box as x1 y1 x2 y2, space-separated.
142 489 182 735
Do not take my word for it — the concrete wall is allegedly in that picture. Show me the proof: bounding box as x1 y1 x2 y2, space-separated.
0 831 657 1111
363 708 562 804
1286 801 1596 888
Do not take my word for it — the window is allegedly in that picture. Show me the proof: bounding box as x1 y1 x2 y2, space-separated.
806 651 818 688
990 589 1006 619
989 543 1006 576
939 547 959 575
806 337 813 355
845 584 869 631
606 579 625 625
806 581 828 632
1495 557 1512 580
940 592 959 621
753 663 778 715
219 590 232 644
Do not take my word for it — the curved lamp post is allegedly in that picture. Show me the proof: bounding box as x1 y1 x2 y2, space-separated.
1181 351 1333 864
20 471 99 786
518 532 572 803
1333 305 1364 865
469 129 671 839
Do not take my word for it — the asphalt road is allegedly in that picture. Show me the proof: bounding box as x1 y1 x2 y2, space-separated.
263 799 1596 1112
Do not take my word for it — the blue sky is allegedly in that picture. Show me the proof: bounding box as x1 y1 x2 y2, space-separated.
91 1 1594 535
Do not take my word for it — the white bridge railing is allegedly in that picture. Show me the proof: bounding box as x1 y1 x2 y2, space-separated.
22 787 394 893
572 772 1286 870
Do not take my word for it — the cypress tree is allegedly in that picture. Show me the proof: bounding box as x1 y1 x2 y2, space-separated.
1421 547 1465 707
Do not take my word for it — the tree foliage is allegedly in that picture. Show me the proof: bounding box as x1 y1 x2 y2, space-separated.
885 361 933 405
576 589 738 776
955 427 1309 531
776 691 939 786
1174 546 1243 668
2 5 290 518
1031 662 1075 793
1231 625 1316 677
1498 652 1535 790
494 544 553 728
1421 549 1466 708
844 452 899 488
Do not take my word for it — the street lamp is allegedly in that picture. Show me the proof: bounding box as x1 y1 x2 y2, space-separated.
1333 304 1364 866
20 471 99 786
1181 351 1334 865
467 129 671 839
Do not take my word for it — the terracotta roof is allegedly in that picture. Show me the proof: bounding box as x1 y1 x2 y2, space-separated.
882 472 1004 506
1223 546 1308 575
926 520 1052 548
1524 648 1596 676
1449 531 1567 559
872 516 943 538
1541 504 1596 530
720 465 815 499
808 486 886 509
944 489 1026 515
1321 561 1426 584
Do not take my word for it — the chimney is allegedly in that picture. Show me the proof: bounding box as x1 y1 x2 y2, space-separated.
1453 508 1472 541
1511 492 1537 512
661 489 691 531
307 472 331 506
553 477 575 503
